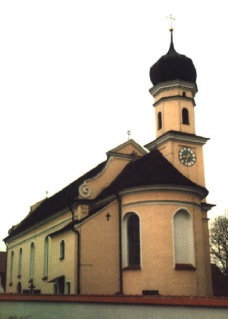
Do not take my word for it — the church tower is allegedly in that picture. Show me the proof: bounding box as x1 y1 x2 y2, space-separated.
145 28 208 188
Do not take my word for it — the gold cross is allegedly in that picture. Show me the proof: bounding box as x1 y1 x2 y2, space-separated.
167 14 175 30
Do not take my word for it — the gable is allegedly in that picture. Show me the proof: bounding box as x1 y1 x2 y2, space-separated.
78 140 148 200
106 139 148 158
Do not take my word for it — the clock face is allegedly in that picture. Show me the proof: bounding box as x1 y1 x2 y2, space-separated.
179 147 196 166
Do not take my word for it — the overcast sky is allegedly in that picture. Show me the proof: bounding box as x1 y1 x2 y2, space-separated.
0 1 227 250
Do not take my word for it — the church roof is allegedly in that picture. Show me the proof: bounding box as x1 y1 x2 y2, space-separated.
5 148 207 240
97 149 207 199
150 30 197 86
5 160 107 238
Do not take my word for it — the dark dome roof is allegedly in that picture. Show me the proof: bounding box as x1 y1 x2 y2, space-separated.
150 30 197 86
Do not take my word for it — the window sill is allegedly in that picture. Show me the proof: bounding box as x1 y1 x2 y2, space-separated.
9 282 13 286
28 279 33 283
17 275 21 279
42 276 48 281
123 265 141 271
175 263 196 270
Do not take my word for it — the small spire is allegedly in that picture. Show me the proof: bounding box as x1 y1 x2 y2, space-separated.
127 130 131 140
166 15 176 54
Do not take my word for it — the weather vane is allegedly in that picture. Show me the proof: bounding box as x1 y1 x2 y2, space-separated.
167 14 175 31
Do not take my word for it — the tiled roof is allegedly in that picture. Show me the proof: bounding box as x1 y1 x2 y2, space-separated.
4 160 107 239
97 149 208 199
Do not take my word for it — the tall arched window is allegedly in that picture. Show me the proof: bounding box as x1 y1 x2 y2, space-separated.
122 213 141 268
29 243 35 279
10 251 14 284
43 237 49 278
60 240 65 260
18 248 22 278
173 209 195 268
128 214 140 266
158 112 162 130
182 108 189 125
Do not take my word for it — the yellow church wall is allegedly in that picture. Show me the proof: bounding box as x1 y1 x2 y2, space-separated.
48 231 77 293
79 157 131 200
79 201 120 295
153 87 194 103
157 141 206 188
155 99 195 137
5 208 74 294
121 189 211 296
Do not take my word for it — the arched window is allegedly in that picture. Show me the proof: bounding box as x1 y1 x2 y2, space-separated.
182 91 186 97
43 237 49 278
60 240 65 260
29 243 35 279
173 210 195 268
18 248 22 277
122 213 141 268
182 108 189 125
10 251 14 284
158 112 162 130
128 214 140 266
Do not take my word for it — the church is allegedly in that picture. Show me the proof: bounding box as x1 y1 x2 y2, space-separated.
4 28 214 296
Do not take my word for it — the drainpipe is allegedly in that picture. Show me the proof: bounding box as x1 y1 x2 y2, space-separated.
116 193 123 294
69 205 81 295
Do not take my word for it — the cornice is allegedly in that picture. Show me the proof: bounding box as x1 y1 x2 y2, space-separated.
5 216 73 249
4 206 71 244
149 80 198 98
145 131 209 151
118 184 207 200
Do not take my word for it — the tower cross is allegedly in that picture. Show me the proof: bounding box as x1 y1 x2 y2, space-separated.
167 14 175 30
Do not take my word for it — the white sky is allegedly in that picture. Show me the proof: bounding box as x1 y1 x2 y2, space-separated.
0 1 227 250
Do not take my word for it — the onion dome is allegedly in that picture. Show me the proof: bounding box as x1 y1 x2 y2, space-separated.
150 30 197 86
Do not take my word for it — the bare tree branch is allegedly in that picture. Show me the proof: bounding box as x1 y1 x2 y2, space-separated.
210 211 228 276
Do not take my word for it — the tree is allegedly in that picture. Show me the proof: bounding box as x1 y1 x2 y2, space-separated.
210 211 228 276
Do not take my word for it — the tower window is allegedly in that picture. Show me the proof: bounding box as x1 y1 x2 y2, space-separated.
182 108 189 125
182 91 186 97
158 112 162 130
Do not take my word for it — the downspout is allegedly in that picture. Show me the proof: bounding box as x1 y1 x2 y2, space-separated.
4 242 8 292
116 193 123 294
69 205 81 295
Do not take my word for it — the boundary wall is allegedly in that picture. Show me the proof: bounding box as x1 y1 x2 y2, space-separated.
0 294 228 319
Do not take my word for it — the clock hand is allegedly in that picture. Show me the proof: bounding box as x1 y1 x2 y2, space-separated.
185 154 190 164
